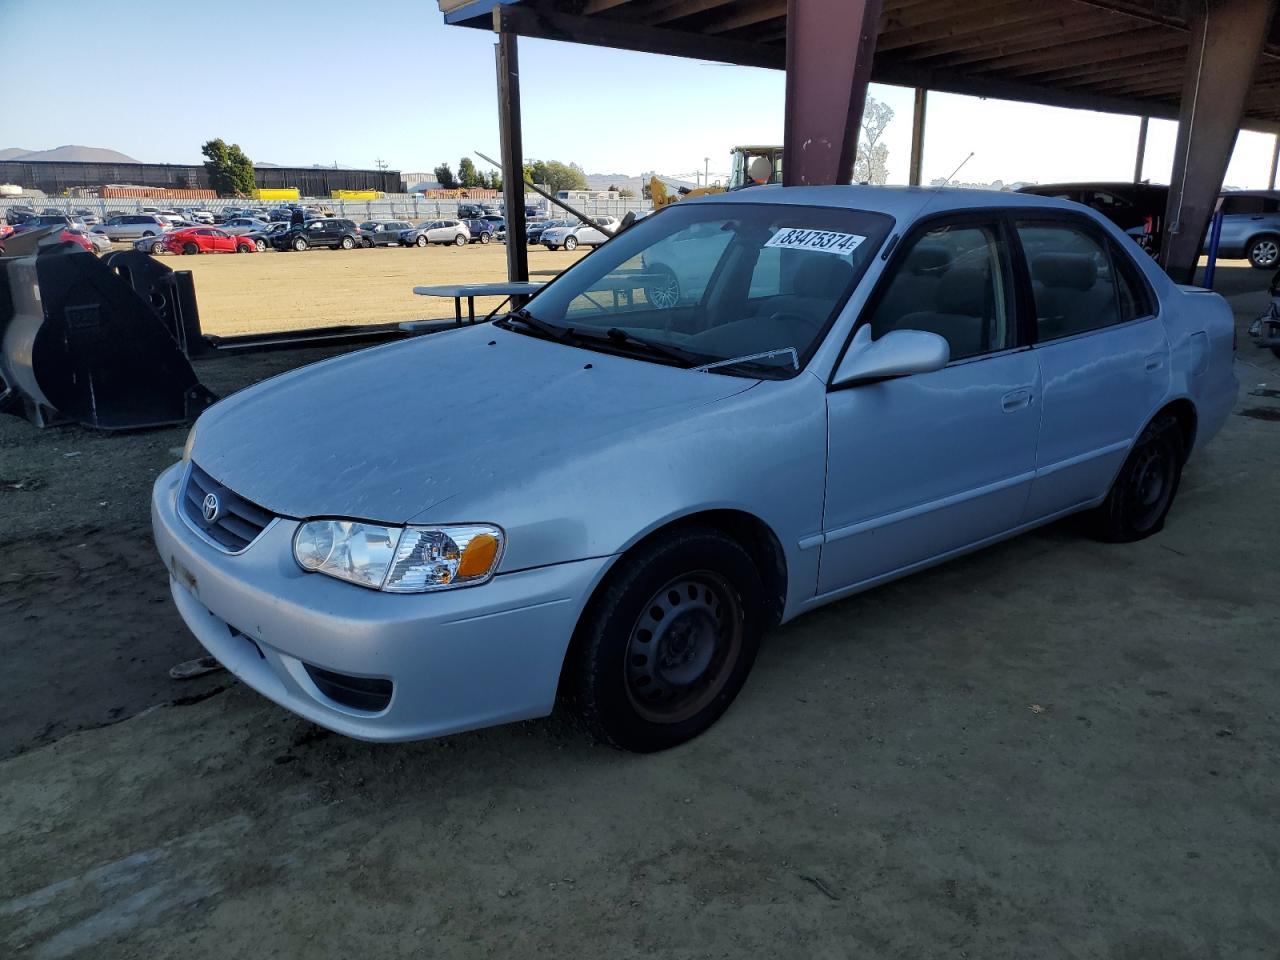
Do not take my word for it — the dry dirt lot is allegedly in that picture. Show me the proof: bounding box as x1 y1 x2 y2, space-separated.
160 243 587 337
0 264 1278 958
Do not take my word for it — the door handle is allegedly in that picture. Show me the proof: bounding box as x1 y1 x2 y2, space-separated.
1145 353 1164 372
1001 388 1033 412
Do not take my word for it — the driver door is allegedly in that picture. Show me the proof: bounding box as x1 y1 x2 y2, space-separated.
817 215 1042 596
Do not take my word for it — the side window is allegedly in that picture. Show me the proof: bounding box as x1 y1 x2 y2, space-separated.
1016 221 1120 341
1109 240 1154 322
1220 195 1264 216
869 222 1015 362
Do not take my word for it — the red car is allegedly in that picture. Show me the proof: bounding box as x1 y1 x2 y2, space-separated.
0 227 93 254
164 227 259 255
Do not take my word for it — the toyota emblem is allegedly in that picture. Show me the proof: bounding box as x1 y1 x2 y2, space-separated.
202 493 221 523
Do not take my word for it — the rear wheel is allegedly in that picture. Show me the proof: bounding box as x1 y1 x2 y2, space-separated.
1247 235 1280 269
453 233 466 246
340 235 355 250
416 235 428 248
644 263 681 309
293 236 308 252
183 241 199 255
568 527 764 752
1090 413 1184 542
563 235 578 251
479 232 491 244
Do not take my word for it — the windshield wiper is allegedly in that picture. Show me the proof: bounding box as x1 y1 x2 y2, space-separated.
590 327 703 367
498 308 570 341
693 347 799 374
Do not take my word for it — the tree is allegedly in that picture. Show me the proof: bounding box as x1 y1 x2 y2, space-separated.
487 170 503 190
201 138 256 197
853 96 894 185
434 163 458 189
458 157 481 189
522 159 587 193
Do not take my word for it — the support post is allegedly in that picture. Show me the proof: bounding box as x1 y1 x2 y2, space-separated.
1160 0 1277 282
494 23 528 286
908 87 927 186
782 0 883 186
1270 133 1280 189
1134 115 1148 183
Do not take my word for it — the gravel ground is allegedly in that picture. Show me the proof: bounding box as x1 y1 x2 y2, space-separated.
0 262 1277 958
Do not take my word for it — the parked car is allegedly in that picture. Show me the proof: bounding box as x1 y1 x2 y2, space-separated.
100 214 170 241
266 208 293 222
358 220 413 247
1018 182 1168 255
85 229 113 254
5 206 35 226
14 214 86 233
220 217 272 236
179 209 215 225
153 186 1236 752
1 226 94 254
271 218 363 251
73 208 101 226
401 219 470 247
542 216 619 251
134 233 170 255
242 222 288 251
526 219 570 244
164 226 261 255
460 218 497 244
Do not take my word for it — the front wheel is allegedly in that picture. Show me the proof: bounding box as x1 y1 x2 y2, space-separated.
254 239 266 252
1090 413 1184 542
567 527 764 752
151 240 166 254
563 236 578 251
416 235 428 248
1247 236 1280 269
293 237 308 252
644 263 680 309
453 233 466 247
236 243 252 253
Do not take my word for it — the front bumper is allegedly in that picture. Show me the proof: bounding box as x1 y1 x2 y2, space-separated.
151 462 612 741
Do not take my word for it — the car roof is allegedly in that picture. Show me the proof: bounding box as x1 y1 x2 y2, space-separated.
686 184 1091 219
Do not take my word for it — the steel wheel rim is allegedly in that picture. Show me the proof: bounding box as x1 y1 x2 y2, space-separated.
1127 443 1172 530
1256 240 1279 265
624 571 742 724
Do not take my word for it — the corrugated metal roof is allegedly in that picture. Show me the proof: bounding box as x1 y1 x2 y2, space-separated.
441 0 1280 130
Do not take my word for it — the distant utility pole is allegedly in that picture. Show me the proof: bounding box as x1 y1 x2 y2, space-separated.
375 158 388 172
704 157 709 188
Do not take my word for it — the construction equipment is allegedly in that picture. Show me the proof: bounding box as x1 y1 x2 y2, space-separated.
0 229 217 430
651 146 783 208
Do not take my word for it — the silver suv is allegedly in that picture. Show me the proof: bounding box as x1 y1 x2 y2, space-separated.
101 214 170 241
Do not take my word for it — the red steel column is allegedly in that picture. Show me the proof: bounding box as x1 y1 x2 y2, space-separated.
1161 0 1277 282
782 0 883 186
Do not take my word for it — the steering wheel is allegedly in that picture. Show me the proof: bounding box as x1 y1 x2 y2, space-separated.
765 311 824 337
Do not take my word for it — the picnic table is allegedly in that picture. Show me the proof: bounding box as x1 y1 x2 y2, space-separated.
402 281 546 333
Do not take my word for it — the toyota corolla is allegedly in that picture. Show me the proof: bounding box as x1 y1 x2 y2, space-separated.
152 186 1237 752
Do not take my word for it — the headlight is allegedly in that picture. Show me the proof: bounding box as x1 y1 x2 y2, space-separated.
181 423 198 463
293 521 504 592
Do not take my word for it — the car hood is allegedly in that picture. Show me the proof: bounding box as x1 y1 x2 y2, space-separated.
191 324 756 523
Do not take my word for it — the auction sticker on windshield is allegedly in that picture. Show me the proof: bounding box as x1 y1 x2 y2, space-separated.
765 228 866 255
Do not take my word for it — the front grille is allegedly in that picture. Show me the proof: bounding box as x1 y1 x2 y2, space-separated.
182 462 274 552
304 664 393 712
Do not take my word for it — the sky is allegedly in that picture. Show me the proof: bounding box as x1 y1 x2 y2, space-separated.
2 0 1276 189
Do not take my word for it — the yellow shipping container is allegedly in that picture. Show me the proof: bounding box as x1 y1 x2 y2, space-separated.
331 189 381 201
252 187 300 201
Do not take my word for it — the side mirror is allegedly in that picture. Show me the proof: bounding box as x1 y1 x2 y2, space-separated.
832 326 949 387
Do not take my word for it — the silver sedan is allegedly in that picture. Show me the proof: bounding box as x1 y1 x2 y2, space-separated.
154 186 1237 752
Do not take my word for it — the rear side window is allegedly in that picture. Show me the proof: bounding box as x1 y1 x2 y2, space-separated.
1017 221 1120 341
869 222 1015 361
1109 240 1155 322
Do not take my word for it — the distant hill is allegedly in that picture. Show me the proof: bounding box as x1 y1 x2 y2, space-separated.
0 145 141 163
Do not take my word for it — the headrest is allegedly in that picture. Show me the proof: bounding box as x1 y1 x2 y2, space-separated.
906 243 952 275
1032 253 1097 291
937 268 989 316
793 255 854 299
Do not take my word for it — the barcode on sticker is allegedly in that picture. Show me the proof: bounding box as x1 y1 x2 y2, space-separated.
765 228 865 256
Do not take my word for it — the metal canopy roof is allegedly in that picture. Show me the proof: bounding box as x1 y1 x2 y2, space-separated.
441 0 1280 131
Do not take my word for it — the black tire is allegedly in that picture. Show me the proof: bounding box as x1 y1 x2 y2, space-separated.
183 241 199 255
567 526 764 752
416 235 428 248
453 233 466 247
1247 235 1280 270
644 263 681 309
478 232 491 244
563 235 578 251
340 235 355 250
236 243 252 253
292 236 308 252
1090 413 1184 543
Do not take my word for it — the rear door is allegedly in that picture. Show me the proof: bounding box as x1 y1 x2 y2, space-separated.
1015 214 1169 520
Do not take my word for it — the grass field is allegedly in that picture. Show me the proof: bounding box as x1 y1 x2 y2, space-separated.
150 242 588 337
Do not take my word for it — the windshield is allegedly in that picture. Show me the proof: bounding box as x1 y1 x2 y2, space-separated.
513 201 892 376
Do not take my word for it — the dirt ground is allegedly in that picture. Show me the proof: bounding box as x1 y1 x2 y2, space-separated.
154 243 587 337
1 263 1278 958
